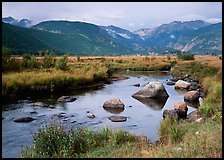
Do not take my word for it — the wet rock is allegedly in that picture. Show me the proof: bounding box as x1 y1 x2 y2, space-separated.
57 113 66 118
163 110 178 120
184 99 200 108
188 82 198 91
33 102 49 107
108 115 127 122
175 80 191 89
132 81 169 98
131 83 140 87
87 113 95 118
187 110 200 121
166 81 175 85
71 120 76 123
169 77 179 82
49 105 56 109
129 105 132 107
30 111 37 114
58 96 77 102
184 91 200 101
174 102 187 111
14 117 35 123
103 99 125 109
89 121 102 125
18 100 32 103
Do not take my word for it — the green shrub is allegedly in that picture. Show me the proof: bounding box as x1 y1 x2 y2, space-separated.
57 55 68 70
177 53 194 60
42 50 56 68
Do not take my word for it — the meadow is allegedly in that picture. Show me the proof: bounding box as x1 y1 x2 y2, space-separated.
2 53 222 158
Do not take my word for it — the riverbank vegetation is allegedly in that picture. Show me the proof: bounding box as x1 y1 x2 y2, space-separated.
10 51 222 158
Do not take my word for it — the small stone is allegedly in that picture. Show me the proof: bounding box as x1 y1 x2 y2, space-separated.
196 131 200 135
87 113 95 118
195 117 204 123
108 115 127 122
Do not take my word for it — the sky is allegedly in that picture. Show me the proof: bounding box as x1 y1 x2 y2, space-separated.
2 2 222 32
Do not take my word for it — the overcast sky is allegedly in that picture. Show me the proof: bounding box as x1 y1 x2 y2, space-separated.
2 2 222 31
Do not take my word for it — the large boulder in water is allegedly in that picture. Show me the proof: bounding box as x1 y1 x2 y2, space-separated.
103 99 125 109
132 81 169 98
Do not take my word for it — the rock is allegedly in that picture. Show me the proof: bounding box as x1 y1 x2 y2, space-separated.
30 111 37 114
18 100 32 103
195 117 205 123
169 77 179 82
33 102 49 107
57 113 66 118
132 81 169 98
195 131 200 135
49 105 56 109
14 117 35 123
103 99 125 109
174 102 187 111
175 80 191 89
187 110 200 121
174 102 188 119
108 115 127 122
184 99 200 108
188 82 198 91
131 83 140 87
166 81 175 85
87 113 95 118
58 96 77 102
184 91 200 101
163 110 178 120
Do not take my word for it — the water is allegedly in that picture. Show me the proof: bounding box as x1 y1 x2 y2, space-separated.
2 71 200 158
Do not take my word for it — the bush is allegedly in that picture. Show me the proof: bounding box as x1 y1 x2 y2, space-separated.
177 53 194 60
20 122 140 158
159 117 183 144
42 50 56 68
56 55 68 70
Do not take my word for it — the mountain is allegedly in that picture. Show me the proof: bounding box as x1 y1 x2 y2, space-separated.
133 20 222 54
100 25 148 52
174 22 222 54
2 21 135 55
2 19 222 55
2 16 32 28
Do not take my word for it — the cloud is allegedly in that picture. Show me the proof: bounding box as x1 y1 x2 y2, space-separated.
2 2 222 31
205 18 222 23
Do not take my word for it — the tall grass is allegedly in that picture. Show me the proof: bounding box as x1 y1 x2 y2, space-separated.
20 121 140 158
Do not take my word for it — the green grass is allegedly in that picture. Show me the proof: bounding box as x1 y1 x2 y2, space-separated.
20 121 142 158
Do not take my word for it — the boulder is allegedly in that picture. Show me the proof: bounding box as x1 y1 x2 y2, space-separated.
163 110 178 120
108 115 127 122
33 102 49 107
174 102 188 111
103 99 125 109
187 110 200 121
132 81 169 98
184 91 200 101
58 96 77 102
175 80 191 89
173 102 188 119
14 117 35 123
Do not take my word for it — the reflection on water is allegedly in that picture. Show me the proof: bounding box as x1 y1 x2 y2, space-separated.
103 107 125 114
132 96 168 110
